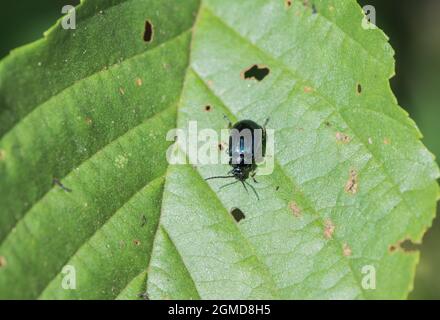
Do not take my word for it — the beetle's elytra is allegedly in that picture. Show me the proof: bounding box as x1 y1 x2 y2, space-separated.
206 118 268 200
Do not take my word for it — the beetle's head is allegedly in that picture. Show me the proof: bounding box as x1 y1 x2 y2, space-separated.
231 167 248 181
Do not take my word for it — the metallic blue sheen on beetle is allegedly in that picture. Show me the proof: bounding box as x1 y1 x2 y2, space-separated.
206 118 268 200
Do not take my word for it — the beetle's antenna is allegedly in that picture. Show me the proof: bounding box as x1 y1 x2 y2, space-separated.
263 117 270 128
205 175 235 181
245 181 260 201
223 114 233 129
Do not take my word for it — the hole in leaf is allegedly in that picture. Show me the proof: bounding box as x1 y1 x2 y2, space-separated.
143 20 154 42
389 239 420 253
204 105 212 112
242 64 270 81
400 239 420 252
230 207 246 222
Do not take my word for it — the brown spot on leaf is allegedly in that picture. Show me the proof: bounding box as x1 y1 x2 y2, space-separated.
285 0 293 8
85 117 93 125
357 83 362 95
289 201 302 217
0 149 5 161
135 78 143 86
384 138 391 145
143 20 154 42
218 142 227 151
133 239 141 246
343 243 352 256
324 219 335 239
0 256 6 268
207 80 214 87
119 87 125 96
241 64 270 81
204 105 212 112
303 86 314 93
336 132 351 144
345 169 358 194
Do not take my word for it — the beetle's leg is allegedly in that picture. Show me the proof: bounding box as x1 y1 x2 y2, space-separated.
205 175 235 181
245 181 260 200
240 181 249 195
250 171 258 183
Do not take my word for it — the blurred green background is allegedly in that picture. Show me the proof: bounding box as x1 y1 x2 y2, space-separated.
0 0 438 299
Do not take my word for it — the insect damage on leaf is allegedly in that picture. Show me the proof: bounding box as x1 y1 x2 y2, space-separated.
303 86 314 93
324 219 335 239
84 117 93 125
288 201 302 217
389 239 420 253
143 20 154 42
343 243 352 257
336 132 351 144
218 142 226 151
345 169 359 194
241 64 270 81
0 256 6 268
230 208 246 222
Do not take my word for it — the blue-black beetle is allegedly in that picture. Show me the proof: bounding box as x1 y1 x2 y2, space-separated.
206 118 268 200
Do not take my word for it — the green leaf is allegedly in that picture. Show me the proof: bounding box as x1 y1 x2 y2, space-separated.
0 0 438 300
